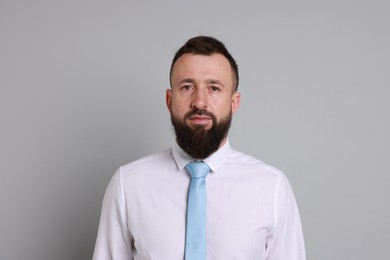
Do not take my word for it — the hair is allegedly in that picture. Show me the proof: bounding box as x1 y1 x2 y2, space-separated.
169 36 239 91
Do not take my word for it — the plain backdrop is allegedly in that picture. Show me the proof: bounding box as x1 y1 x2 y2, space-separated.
1 1 389 259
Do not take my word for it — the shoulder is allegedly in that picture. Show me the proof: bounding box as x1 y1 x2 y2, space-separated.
117 148 174 177
123 148 172 167
228 148 296 202
228 148 284 177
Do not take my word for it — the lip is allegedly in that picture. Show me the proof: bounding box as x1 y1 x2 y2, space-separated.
188 115 212 124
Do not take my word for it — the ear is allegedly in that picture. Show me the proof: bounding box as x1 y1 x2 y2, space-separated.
231 91 241 114
166 89 172 112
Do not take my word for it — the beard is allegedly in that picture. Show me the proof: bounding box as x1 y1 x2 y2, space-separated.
170 109 232 159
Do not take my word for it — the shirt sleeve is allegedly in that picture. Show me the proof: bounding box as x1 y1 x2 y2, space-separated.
265 174 306 260
92 168 134 260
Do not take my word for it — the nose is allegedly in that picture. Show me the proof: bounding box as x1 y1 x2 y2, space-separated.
190 87 208 110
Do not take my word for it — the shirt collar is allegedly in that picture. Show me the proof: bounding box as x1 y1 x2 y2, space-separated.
172 139 232 173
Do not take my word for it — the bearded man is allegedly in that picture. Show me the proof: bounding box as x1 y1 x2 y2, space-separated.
93 36 306 260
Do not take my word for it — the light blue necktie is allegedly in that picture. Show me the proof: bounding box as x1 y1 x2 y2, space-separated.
185 161 210 260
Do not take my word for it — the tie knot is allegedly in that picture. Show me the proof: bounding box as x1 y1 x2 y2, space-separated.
186 162 210 179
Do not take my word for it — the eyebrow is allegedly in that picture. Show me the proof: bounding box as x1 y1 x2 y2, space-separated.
207 79 224 86
178 78 195 85
178 78 224 87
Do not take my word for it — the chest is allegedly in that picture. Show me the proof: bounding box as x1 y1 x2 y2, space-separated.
126 177 274 259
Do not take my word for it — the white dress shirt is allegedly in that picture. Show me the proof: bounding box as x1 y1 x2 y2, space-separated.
93 140 306 260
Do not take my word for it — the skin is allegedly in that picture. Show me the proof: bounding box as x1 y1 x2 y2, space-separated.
166 53 241 148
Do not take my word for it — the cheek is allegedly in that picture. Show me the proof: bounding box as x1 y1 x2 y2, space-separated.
214 99 233 114
170 100 188 116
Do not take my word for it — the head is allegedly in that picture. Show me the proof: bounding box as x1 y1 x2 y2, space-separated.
166 36 241 159
169 36 239 91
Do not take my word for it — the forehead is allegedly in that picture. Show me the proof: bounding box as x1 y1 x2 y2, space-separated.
171 53 234 86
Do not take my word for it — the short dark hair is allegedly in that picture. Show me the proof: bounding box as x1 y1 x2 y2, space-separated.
170 36 239 91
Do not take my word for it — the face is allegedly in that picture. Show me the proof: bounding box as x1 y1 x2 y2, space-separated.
166 53 240 157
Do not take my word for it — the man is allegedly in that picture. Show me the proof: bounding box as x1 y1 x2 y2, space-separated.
93 36 306 259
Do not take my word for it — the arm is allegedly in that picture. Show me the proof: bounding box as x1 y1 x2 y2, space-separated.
266 175 306 260
93 169 134 260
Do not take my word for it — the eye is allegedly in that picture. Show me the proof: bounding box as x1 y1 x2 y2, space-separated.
209 86 221 92
181 85 193 91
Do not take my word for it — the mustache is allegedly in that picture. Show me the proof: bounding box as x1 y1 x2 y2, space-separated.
184 109 216 121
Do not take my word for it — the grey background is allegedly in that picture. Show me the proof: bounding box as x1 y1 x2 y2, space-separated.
1 0 389 259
